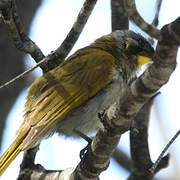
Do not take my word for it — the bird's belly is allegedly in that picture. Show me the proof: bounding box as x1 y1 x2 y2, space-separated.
56 78 126 137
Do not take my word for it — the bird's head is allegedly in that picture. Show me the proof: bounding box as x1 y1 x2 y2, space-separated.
111 30 155 70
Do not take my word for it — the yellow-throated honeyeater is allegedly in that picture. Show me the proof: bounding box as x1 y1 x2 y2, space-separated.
0 30 154 175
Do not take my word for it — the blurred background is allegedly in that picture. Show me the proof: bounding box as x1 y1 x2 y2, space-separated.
0 0 180 179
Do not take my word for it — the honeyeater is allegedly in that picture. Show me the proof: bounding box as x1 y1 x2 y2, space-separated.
0 30 154 175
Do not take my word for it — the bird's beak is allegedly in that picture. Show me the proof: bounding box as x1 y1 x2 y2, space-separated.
137 55 152 66
137 48 155 66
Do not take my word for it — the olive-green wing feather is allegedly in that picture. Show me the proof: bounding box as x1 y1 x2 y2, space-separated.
18 49 116 150
0 50 116 175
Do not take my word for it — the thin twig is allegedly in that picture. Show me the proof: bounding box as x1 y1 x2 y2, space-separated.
124 0 161 40
35 0 98 72
149 130 180 174
1 0 45 68
152 0 162 27
74 129 92 143
0 0 98 89
148 0 163 44
54 0 98 66
0 0 97 73
0 0 98 90
0 56 49 90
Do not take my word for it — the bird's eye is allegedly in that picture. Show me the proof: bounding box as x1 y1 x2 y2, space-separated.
123 42 128 49
138 39 144 48
124 40 131 50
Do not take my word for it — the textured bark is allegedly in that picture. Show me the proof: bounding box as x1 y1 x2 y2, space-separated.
111 0 129 31
128 94 169 180
0 0 179 179
124 0 161 39
16 6 180 180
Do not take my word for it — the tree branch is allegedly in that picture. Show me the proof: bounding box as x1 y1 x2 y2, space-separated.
0 0 97 73
128 96 154 180
128 93 168 180
0 57 49 90
152 0 162 27
1 0 180 179
127 16 180 180
0 0 42 152
112 148 132 172
54 0 98 68
148 0 163 45
150 130 180 174
0 0 45 68
111 0 129 31
15 16 180 179
0 0 98 89
71 26 179 177
124 0 161 39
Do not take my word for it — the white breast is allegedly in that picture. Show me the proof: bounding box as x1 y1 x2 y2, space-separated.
56 72 127 137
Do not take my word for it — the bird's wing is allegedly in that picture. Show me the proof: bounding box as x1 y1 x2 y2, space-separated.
18 50 116 150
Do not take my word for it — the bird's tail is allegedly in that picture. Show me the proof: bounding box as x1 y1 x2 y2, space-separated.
0 134 25 176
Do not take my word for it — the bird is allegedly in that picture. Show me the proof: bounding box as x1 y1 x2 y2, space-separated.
0 30 154 175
